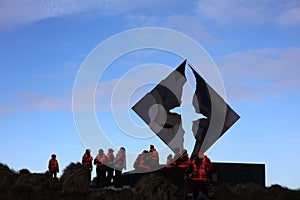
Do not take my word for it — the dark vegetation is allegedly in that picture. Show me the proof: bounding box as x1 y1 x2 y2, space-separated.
1 162 299 200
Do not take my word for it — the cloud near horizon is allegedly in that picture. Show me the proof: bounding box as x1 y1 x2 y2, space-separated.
217 47 300 102
2 46 299 114
0 91 69 115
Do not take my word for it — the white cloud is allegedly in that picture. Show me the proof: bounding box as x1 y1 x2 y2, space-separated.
196 0 300 27
277 1 300 27
0 0 179 31
0 0 79 30
0 91 70 114
0 0 127 31
216 47 300 101
1 0 299 32
125 14 216 43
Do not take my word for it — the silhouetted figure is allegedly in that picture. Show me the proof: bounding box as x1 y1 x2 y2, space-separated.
134 150 151 172
166 154 173 168
173 147 182 167
106 148 115 186
172 147 184 191
177 149 190 168
184 153 212 200
82 149 93 184
146 145 159 169
48 154 59 178
113 147 126 188
94 149 107 188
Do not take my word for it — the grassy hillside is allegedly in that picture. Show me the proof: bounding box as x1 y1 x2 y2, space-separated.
0 163 299 200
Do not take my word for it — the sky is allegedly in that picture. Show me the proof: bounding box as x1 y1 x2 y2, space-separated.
0 0 300 189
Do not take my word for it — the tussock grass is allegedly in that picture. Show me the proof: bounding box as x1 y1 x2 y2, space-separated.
1 162 299 200
135 173 177 200
60 162 90 193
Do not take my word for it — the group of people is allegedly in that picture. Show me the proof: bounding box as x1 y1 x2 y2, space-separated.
165 148 213 200
48 146 213 199
81 147 126 188
133 145 159 172
166 148 191 169
48 146 126 188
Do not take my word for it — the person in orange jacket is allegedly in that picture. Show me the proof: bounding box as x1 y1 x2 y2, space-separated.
173 147 182 167
173 149 190 191
165 154 174 168
184 153 212 200
177 149 190 168
106 148 115 186
146 145 159 169
113 147 126 188
134 150 151 172
94 149 107 188
48 154 59 178
82 149 93 184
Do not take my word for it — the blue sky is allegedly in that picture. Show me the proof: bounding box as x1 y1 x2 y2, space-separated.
0 0 300 189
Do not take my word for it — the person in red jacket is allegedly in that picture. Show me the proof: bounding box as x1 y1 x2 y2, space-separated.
113 147 126 188
146 145 159 169
134 150 151 172
48 154 59 178
173 147 182 167
106 148 115 186
184 153 212 200
174 149 190 191
94 149 107 188
177 149 190 168
82 149 93 184
165 154 174 168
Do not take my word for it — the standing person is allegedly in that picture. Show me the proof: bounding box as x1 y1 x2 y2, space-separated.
173 147 182 167
48 154 59 178
172 147 183 192
134 150 151 172
176 149 191 191
94 149 107 188
113 147 126 188
177 149 190 168
184 153 212 200
147 144 159 169
165 154 174 169
82 149 93 184
106 148 115 186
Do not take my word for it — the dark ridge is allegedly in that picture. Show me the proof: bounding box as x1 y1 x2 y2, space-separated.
0 162 299 200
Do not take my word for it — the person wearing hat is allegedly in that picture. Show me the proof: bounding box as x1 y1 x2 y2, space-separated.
106 148 115 186
48 154 59 178
113 147 126 187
